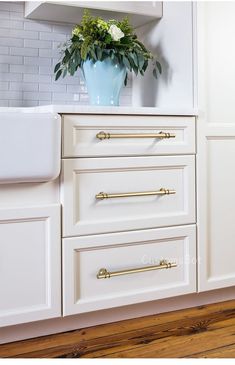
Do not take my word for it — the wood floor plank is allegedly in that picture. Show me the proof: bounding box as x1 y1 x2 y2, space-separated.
188 344 235 358
1 299 235 358
80 317 235 358
96 320 235 358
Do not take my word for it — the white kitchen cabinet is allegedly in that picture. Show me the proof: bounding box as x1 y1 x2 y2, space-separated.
197 3 235 291
60 111 197 316
25 1 162 28
0 205 61 327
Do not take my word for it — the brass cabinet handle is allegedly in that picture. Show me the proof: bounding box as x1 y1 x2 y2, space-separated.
96 131 176 140
97 260 177 279
96 188 176 200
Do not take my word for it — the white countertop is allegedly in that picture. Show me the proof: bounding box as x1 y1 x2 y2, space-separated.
0 105 198 116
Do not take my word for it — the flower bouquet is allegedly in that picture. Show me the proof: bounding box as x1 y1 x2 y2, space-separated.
54 10 161 105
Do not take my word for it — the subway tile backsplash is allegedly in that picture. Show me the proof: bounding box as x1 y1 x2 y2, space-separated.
0 1 132 107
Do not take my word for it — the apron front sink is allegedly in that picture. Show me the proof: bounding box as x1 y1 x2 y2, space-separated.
0 113 61 184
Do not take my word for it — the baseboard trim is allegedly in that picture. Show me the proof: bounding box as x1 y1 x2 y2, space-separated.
1 286 235 344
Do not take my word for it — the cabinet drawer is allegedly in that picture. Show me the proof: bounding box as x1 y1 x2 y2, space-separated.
63 225 196 315
61 155 195 237
62 115 195 157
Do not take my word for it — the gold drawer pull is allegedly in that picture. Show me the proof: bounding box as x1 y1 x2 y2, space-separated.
96 188 176 200
96 131 176 140
97 260 177 279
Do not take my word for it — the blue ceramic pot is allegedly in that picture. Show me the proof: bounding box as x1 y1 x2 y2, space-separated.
82 58 126 106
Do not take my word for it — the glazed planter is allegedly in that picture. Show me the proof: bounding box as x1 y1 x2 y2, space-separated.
83 58 126 106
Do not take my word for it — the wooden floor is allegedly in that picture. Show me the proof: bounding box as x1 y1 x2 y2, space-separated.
1 300 235 358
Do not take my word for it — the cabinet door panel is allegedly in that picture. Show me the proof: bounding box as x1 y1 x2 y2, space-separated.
0 205 61 327
197 2 235 291
198 135 235 291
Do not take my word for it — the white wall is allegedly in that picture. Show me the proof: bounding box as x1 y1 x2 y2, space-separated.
132 1 196 109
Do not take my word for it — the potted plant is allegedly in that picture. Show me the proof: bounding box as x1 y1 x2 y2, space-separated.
54 10 162 106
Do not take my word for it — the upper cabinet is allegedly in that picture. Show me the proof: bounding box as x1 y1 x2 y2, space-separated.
24 1 163 28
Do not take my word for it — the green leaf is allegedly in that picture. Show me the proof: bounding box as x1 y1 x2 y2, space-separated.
133 65 138 76
130 52 138 67
96 47 102 61
81 36 92 60
120 36 132 45
127 55 138 75
69 60 76 75
142 60 148 72
134 39 149 53
100 49 108 61
62 49 70 63
127 54 134 69
137 53 145 70
123 56 131 70
153 68 158 79
156 61 162 74
90 47 97 61
104 34 112 44
124 72 128 86
54 62 61 73
55 69 62 81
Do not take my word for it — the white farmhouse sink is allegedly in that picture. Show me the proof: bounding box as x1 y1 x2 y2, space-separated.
0 112 61 184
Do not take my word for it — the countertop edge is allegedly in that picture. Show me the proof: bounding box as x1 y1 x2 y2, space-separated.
0 105 198 116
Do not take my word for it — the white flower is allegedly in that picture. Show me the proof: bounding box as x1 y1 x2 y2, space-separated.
108 24 124 41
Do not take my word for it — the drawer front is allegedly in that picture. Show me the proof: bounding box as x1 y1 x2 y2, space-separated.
63 225 196 315
62 115 195 157
61 155 195 237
